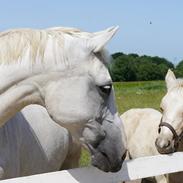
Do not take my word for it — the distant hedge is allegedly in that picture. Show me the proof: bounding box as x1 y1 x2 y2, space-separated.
109 52 182 81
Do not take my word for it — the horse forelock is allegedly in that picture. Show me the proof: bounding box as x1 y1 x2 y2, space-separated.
0 27 110 68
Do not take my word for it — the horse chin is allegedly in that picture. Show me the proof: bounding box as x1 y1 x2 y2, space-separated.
91 152 111 172
156 146 176 154
91 150 123 172
84 142 122 172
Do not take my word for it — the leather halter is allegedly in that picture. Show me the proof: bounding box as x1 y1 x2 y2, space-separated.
158 117 183 150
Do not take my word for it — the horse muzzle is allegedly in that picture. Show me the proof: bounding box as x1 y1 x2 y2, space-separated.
155 138 176 154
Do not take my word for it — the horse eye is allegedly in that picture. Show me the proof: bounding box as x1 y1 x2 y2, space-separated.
160 107 163 112
99 84 112 95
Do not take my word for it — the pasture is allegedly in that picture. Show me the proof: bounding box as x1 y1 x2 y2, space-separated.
80 80 166 166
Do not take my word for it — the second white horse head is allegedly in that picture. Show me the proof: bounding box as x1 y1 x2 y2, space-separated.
156 70 183 154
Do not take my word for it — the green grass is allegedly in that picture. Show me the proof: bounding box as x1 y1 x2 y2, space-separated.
79 80 166 167
79 148 91 167
114 80 166 113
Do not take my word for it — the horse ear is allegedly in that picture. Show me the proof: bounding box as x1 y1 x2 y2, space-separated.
165 69 177 91
90 26 119 53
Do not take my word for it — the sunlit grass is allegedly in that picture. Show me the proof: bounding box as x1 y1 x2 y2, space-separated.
79 80 166 166
79 148 91 167
114 81 166 113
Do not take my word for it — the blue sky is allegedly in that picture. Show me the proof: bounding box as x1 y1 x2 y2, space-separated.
0 1 183 64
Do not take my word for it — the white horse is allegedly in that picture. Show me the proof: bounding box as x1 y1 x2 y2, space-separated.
155 69 183 183
0 104 81 179
0 26 127 173
121 108 167 183
122 70 183 183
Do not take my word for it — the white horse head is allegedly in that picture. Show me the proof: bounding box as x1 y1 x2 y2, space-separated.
155 69 183 154
0 26 126 172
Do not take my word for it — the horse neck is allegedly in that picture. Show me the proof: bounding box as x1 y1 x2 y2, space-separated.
0 64 58 127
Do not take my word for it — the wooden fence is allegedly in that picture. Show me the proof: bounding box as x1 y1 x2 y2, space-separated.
1 152 183 183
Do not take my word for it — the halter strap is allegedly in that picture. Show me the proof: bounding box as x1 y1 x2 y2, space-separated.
159 122 178 140
158 118 183 149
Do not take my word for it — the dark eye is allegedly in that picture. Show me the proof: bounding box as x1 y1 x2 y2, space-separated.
99 84 112 95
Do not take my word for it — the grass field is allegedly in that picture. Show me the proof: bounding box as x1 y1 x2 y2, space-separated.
79 80 166 167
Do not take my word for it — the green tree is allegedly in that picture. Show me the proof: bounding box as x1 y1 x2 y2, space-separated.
175 60 183 77
111 52 124 59
110 52 174 81
110 54 137 81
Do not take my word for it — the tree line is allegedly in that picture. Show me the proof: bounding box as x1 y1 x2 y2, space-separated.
109 52 183 81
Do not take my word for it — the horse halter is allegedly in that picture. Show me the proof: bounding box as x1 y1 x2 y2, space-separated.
158 117 183 150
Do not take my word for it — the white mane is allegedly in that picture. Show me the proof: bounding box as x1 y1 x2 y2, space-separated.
0 27 83 64
0 27 110 67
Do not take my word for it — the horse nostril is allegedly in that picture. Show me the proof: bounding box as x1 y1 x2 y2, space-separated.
100 151 108 159
158 127 161 134
165 140 171 148
155 138 160 148
162 140 171 149
155 138 171 149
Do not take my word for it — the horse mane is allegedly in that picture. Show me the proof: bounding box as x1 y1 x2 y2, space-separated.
0 27 101 65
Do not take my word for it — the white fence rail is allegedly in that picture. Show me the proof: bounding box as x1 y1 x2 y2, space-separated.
1 152 183 183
